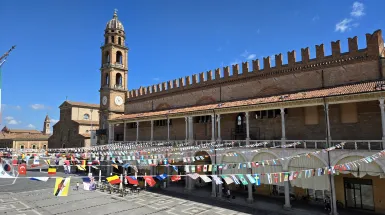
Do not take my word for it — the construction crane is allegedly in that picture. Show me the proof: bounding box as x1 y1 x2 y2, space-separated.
0 45 16 67
0 45 16 126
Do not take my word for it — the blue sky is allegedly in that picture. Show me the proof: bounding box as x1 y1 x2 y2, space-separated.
0 0 384 131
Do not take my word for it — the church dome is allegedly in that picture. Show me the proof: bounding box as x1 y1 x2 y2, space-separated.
106 10 124 31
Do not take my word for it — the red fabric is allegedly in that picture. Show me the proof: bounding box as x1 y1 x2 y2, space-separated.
109 179 121 185
197 165 202 172
18 164 26 175
143 176 156 187
12 160 17 166
125 176 139 185
170 175 181 182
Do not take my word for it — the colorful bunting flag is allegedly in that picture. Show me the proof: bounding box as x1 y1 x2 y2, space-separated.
53 177 70 196
125 176 139 185
106 175 121 185
143 176 156 187
48 168 56 175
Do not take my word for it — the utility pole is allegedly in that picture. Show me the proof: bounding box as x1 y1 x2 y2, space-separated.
0 46 17 125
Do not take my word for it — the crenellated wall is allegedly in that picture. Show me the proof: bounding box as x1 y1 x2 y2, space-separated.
125 30 385 114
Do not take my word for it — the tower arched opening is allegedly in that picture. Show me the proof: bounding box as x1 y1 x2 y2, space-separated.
105 51 110 64
116 73 122 86
116 51 123 64
105 74 109 86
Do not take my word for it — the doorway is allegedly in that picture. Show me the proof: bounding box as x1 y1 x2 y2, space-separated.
344 177 374 211
232 113 246 140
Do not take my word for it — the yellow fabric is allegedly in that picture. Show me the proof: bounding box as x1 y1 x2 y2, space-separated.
76 165 86 171
106 175 119 182
48 168 56 173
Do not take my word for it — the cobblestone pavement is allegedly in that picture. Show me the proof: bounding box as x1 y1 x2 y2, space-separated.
0 187 254 215
0 170 255 215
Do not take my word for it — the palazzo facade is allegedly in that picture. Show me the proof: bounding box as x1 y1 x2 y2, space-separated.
99 10 385 214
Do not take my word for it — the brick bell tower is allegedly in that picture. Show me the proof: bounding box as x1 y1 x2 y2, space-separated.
99 9 128 144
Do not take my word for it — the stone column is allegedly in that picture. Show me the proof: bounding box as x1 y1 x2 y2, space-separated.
217 114 222 141
283 169 291 208
325 104 332 141
108 124 113 144
188 116 194 141
185 117 188 141
166 160 170 187
330 174 338 215
108 124 115 144
280 108 286 145
136 121 139 141
218 173 222 198
247 182 253 203
167 118 170 141
184 173 189 190
245 112 250 145
123 122 127 142
211 114 215 142
324 103 338 215
211 162 216 197
150 120 154 141
379 98 385 149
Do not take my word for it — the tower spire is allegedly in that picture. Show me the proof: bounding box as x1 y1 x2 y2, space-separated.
113 9 118 18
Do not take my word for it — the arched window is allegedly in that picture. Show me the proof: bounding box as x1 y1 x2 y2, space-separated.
20 145 24 150
43 145 47 149
32 145 36 149
105 51 110 64
116 51 123 64
105 74 109 86
83 114 90 120
116 73 122 86
118 37 122 45
111 36 115 44
105 37 108 45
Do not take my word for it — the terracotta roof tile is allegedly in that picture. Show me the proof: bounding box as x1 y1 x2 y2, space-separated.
114 81 385 121
0 132 50 140
8 129 41 134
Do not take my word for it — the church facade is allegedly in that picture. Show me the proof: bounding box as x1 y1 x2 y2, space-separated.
48 101 99 148
100 10 385 214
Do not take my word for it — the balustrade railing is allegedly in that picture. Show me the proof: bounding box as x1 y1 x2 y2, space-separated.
102 63 125 69
111 139 384 151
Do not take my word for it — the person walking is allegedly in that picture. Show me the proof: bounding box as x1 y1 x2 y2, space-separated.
324 196 331 211
76 182 80 191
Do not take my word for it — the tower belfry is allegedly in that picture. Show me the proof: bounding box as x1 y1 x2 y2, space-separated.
43 114 50 135
99 9 129 144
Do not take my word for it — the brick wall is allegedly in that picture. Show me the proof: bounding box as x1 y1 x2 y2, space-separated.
125 60 380 114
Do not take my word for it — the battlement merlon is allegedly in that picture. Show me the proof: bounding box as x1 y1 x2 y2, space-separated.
126 29 384 100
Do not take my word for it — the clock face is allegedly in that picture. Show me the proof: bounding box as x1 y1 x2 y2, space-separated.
102 96 107 105
115 96 123 106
